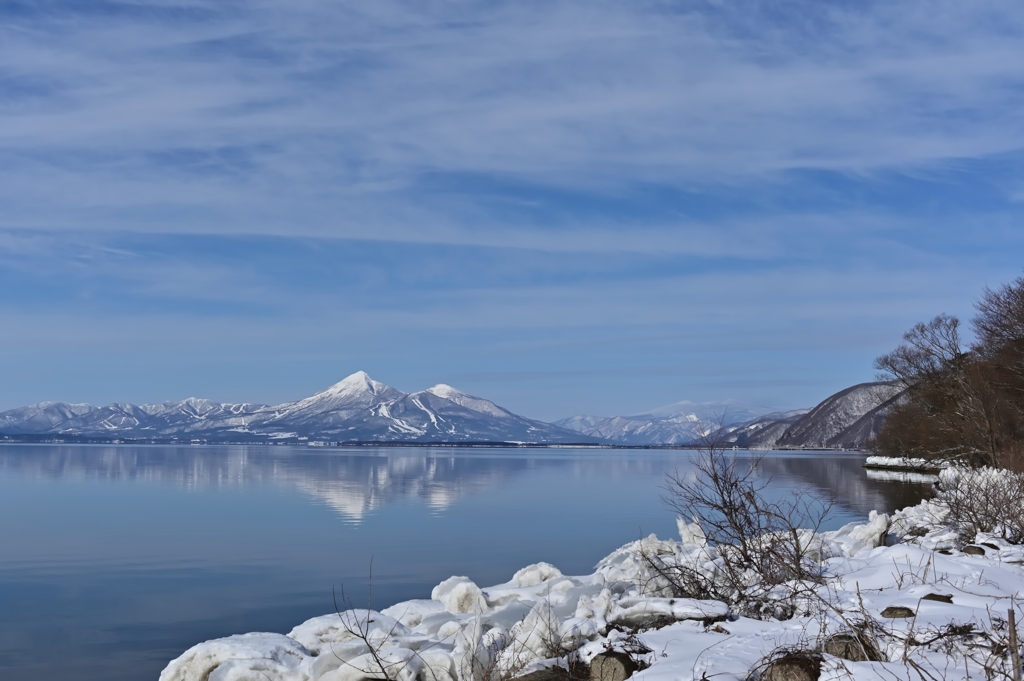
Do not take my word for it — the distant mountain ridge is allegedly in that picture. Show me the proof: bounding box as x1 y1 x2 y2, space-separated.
0 372 595 444
1 375 906 449
556 383 905 450
719 382 904 450
554 401 769 446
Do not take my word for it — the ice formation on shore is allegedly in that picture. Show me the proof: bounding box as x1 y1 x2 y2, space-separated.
864 456 949 471
162 485 1024 681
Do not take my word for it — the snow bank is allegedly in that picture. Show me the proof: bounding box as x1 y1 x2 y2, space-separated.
162 480 1024 681
864 456 948 471
160 633 311 681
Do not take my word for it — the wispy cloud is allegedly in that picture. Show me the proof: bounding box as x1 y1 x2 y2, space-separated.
2 1 1024 243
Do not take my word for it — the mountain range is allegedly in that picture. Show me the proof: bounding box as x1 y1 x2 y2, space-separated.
717 382 905 449
0 372 905 448
0 372 595 444
553 382 903 449
553 401 768 445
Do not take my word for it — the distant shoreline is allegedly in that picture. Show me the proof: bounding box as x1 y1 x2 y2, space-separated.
0 436 868 451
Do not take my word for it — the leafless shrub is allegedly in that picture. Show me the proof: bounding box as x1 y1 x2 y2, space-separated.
937 467 1024 544
653 436 834 619
328 579 435 681
898 603 1024 681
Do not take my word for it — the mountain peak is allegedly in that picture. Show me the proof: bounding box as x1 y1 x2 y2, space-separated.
324 371 389 397
425 384 463 399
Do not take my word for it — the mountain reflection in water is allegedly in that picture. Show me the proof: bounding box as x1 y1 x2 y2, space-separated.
0 445 930 524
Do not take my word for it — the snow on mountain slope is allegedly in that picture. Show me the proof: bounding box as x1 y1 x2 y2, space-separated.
353 389 569 442
556 385 901 450
555 414 606 431
717 384 903 450
558 413 712 445
773 382 903 449
0 402 97 434
0 372 594 444
36 398 269 437
260 371 407 425
556 400 773 445
825 388 909 450
719 410 809 449
425 384 511 418
641 400 766 424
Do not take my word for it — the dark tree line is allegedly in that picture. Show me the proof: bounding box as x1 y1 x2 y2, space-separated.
873 275 1024 469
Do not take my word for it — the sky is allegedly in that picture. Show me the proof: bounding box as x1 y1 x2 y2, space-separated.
2 0 1024 421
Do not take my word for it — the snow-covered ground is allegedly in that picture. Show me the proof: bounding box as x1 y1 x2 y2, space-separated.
161 473 1024 681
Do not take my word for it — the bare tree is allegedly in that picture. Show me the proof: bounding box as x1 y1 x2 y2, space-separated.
973 275 1024 362
874 276 1024 469
875 314 969 389
874 313 1012 468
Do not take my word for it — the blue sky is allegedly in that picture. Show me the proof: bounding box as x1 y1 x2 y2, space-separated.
2 0 1024 420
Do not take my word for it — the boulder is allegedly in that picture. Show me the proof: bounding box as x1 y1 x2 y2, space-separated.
821 633 880 662
760 652 821 681
880 606 916 618
590 652 637 681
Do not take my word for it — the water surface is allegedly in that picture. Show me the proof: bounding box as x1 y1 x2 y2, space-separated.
0 445 931 680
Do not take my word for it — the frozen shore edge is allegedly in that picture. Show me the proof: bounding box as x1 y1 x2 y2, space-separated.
161 491 1024 681
863 456 948 473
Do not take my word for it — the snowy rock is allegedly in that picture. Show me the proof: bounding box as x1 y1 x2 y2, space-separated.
381 599 447 628
159 632 311 681
288 610 410 656
513 562 564 587
432 576 489 614
317 645 418 681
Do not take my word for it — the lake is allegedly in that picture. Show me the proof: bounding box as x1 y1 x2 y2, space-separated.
0 444 932 680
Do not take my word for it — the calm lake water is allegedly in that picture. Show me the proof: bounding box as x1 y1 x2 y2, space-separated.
0 444 931 680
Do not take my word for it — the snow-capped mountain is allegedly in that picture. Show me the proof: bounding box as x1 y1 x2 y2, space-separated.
776 382 905 449
720 382 904 450
0 401 96 432
557 385 904 449
716 410 809 448
555 401 772 445
0 372 594 444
